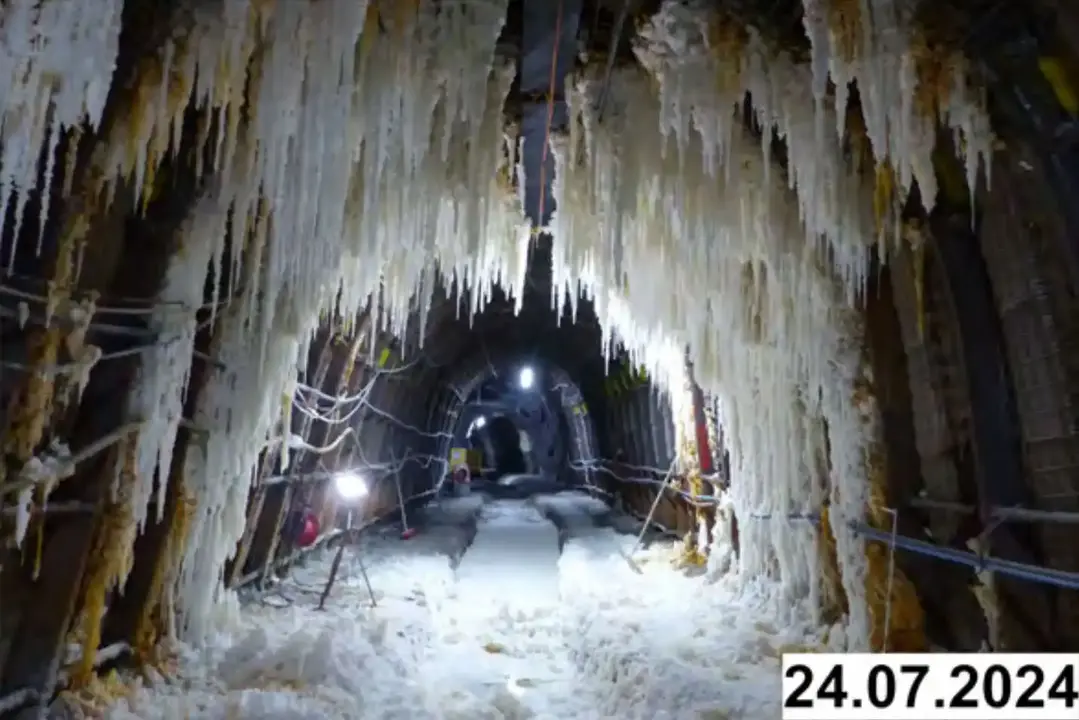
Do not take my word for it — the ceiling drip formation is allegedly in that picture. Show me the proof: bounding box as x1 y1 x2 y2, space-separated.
1 0 994 651
3 0 530 644
547 0 992 647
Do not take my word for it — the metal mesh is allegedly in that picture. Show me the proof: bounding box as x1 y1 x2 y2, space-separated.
979 154 1079 646
891 244 965 544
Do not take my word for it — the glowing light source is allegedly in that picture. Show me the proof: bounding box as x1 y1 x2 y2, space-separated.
467 414 487 437
518 366 535 390
333 471 368 500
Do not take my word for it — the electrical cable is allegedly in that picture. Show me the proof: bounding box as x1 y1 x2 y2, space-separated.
291 381 376 426
3 421 141 498
285 397 453 457
569 460 720 506
0 304 154 338
0 280 235 315
1 308 226 378
534 0 564 230
294 353 428 405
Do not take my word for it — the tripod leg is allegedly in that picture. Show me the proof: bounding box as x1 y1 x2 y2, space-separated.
394 469 409 532
318 540 347 610
353 545 378 608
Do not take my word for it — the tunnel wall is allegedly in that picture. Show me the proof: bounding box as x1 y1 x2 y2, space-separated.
851 1 1079 652
595 361 706 536
7 1 1079 706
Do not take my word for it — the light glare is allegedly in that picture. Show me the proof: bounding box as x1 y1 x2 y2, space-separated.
334 471 368 500
474 415 487 429
518 366 535 390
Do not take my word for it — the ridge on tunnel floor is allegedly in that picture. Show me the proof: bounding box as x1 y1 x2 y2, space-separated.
102 492 832 720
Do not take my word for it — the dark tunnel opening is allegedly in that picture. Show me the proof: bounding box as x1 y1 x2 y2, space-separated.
440 351 597 493
474 414 528 479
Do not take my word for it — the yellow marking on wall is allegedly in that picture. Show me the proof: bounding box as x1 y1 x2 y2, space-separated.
1039 57 1078 115
449 447 467 466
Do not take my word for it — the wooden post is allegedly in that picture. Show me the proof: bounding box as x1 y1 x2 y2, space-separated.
245 327 337 583
680 357 711 565
225 451 284 588
0 156 191 707
105 301 228 659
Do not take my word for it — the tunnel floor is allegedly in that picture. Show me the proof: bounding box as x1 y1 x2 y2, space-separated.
105 493 831 719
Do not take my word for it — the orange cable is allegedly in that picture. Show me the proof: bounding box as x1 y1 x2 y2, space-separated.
535 0 564 234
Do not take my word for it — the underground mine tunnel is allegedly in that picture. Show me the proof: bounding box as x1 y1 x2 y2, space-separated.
0 0 1079 717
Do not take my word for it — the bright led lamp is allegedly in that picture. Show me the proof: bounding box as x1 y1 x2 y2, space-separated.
333 471 368 500
518 366 535 390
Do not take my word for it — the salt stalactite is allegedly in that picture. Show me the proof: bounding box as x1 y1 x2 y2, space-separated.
164 0 523 642
549 56 875 643
97 0 265 208
544 0 992 647
0 0 123 267
635 6 880 289
125 191 223 545
798 0 993 213
177 306 304 644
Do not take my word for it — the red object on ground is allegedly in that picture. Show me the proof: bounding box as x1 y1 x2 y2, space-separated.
296 511 320 547
400 527 418 540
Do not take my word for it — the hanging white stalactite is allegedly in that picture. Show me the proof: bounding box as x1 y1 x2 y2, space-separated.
2 0 1002 649
164 0 523 643
542 0 995 647
0 0 123 266
124 191 223 554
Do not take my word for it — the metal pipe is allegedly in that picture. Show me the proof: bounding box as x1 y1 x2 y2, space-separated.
910 496 1079 525
850 522 1079 591
717 510 1079 591
908 497 971 514
572 462 721 506
991 506 1079 524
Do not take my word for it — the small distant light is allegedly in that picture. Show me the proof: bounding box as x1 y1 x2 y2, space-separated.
333 471 368 500
474 415 487 429
518 366 535 390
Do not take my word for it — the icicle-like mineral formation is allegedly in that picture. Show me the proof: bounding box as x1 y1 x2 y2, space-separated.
0 0 123 267
126 191 224 544
545 1 992 648
164 0 522 643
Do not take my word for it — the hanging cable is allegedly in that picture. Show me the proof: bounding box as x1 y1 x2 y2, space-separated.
0 280 236 315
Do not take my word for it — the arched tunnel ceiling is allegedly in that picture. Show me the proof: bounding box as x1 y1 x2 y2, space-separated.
3 4 1079 706
365 280 608 486
382 280 609 433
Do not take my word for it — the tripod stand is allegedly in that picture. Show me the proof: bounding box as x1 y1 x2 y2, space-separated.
318 510 377 610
